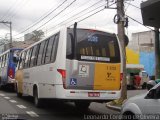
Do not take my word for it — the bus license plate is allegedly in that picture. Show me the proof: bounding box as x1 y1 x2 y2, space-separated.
88 92 100 97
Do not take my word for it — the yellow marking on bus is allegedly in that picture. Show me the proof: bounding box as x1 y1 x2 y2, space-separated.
15 69 23 93
94 63 121 90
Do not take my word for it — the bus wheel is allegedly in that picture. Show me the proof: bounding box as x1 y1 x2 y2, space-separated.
74 101 90 111
33 88 42 108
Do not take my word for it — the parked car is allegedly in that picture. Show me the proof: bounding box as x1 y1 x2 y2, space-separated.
121 82 160 120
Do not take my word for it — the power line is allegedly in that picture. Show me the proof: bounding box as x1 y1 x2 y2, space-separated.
5 0 32 21
126 15 154 31
0 0 19 20
13 0 68 37
14 0 77 40
47 0 106 31
76 2 116 24
1 0 28 21
124 1 141 9
46 2 116 35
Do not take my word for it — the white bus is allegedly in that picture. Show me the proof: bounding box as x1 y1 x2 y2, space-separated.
15 25 123 110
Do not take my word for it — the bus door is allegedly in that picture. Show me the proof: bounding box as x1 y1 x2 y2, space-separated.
66 29 121 90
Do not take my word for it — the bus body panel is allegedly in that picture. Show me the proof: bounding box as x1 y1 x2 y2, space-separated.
16 27 122 102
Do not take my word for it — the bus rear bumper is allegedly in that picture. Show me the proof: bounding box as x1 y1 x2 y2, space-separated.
7 77 16 84
56 89 121 101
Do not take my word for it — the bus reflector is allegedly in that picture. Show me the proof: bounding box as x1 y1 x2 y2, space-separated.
57 69 66 89
120 73 123 81
9 68 14 79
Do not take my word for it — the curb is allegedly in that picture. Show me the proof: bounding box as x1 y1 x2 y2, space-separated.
106 103 121 112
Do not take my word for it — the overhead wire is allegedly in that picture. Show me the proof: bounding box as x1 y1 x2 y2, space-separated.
126 15 154 31
1 0 28 21
14 0 77 40
46 0 107 32
46 2 116 35
0 0 19 20
6 0 32 21
15 0 68 33
13 0 68 37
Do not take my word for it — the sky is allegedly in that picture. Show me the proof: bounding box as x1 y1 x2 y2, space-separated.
0 0 150 41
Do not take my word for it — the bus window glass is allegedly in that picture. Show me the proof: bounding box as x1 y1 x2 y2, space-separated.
30 45 38 67
41 40 48 64
45 35 55 64
20 51 26 69
24 50 29 68
28 48 33 67
67 28 120 63
5 53 9 66
50 34 59 62
3 55 6 67
37 41 45 66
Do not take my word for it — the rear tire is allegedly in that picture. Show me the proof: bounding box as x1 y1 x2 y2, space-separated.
34 88 42 108
75 101 90 111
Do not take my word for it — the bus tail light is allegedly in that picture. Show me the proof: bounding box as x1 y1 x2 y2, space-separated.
120 73 123 81
9 68 14 79
57 69 66 89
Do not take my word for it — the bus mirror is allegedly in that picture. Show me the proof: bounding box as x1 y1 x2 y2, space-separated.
125 35 129 47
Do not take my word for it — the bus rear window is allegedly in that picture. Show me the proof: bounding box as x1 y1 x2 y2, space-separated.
67 28 120 63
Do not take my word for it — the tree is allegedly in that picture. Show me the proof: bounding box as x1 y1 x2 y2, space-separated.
24 30 44 41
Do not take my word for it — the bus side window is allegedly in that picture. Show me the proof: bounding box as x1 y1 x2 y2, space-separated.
34 43 40 66
37 41 45 66
5 53 8 66
30 45 38 67
21 51 26 69
45 35 55 64
24 50 29 68
41 39 49 65
66 33 73 59
50 33 59 62
27 48 33 68
3 55 6 67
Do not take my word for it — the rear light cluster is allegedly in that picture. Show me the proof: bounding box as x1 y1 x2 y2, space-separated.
57 69 66 89
9 68 14 79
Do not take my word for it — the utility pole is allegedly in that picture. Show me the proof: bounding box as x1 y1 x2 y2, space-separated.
0 21 12 49
117 0 127 100
154 28 160 79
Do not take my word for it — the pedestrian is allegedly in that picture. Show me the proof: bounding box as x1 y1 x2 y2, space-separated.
134 75 141 89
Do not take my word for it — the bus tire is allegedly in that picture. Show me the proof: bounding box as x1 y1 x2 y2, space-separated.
33 87 42 108
75 101 90 111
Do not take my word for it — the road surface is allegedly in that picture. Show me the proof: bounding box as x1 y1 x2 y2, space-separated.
0 90 147 120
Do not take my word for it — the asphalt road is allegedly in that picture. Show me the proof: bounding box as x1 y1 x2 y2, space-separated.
0 90 147 120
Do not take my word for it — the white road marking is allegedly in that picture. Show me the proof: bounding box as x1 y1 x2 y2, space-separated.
9 100 17 103
4 97 10 99
17 105 27 109
26 111 39 117
0 93 5 96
